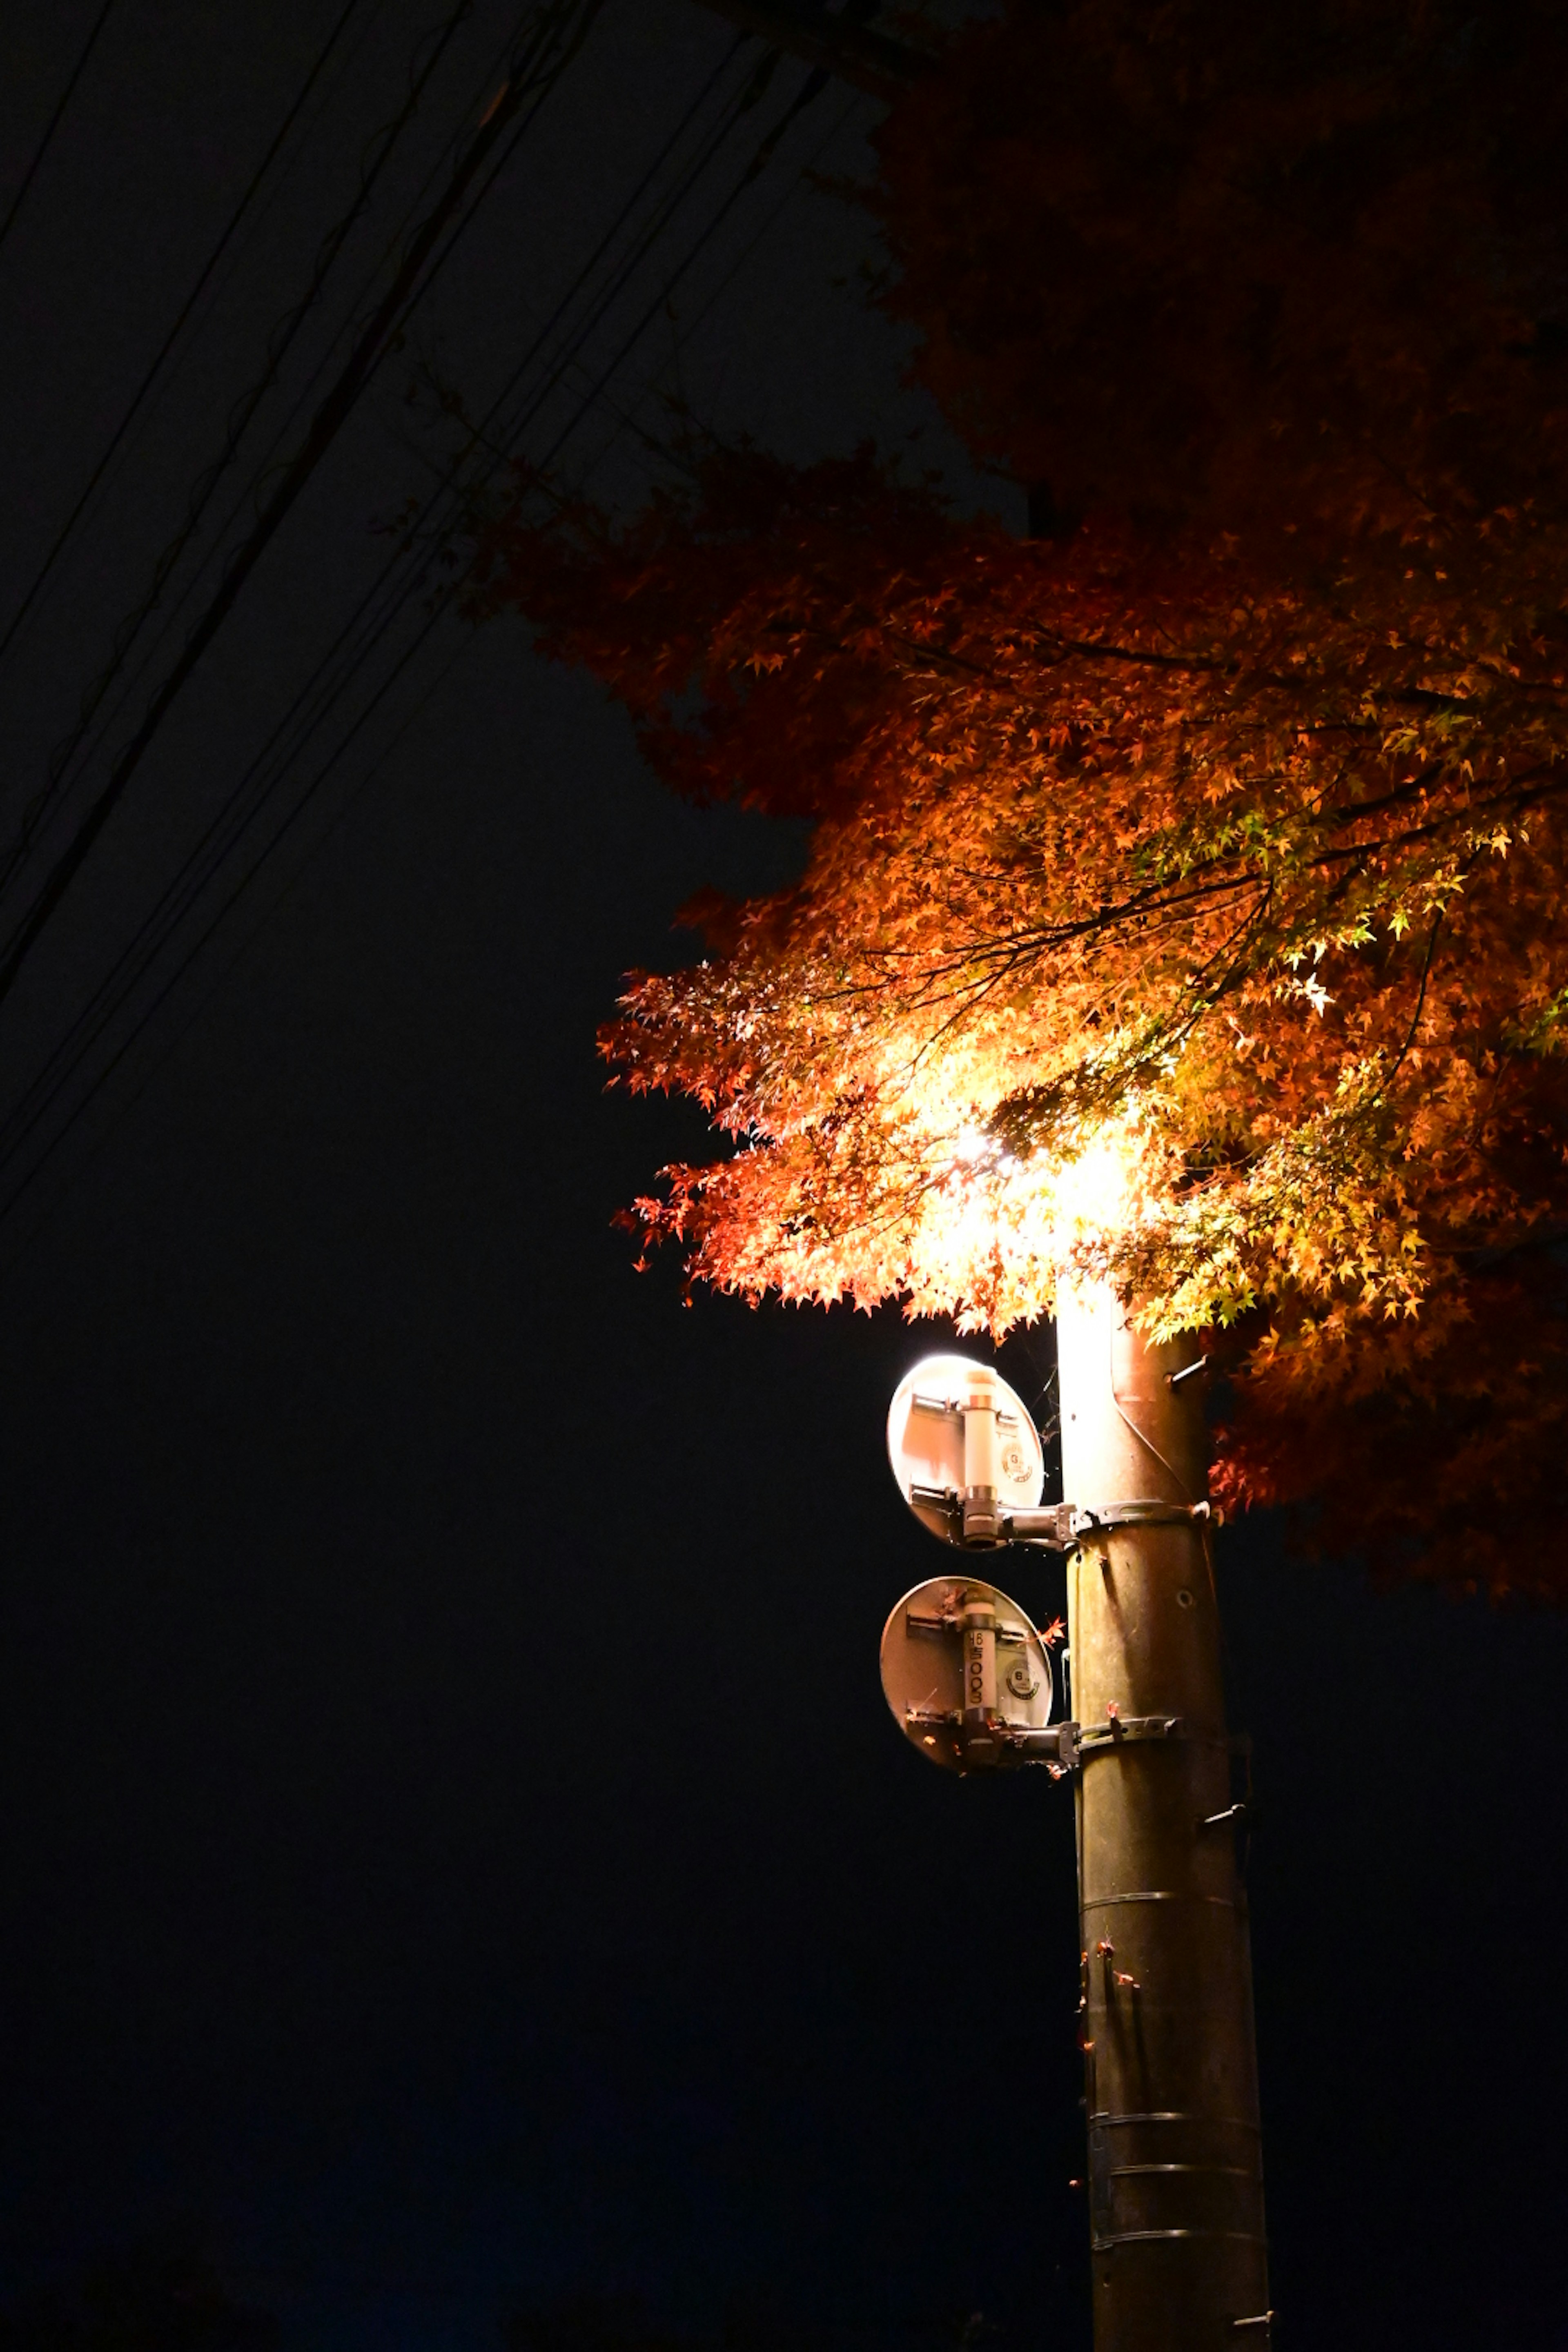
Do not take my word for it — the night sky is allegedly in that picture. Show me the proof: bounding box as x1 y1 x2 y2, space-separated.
1 6 1566 2348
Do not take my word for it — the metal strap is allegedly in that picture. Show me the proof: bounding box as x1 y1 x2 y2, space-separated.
1083 1890 1241 1909
1092 2111 1262 2134
1077 1713 1188 1755
1094 2228 1269 2250
1001 1498 1211 1550
1076 1499 1210 1534
1109 2163 1260 2180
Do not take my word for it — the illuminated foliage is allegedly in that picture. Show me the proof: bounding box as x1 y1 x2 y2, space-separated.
472 1 1568 1592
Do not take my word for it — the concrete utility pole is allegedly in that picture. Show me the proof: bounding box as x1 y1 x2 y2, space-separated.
755 12 1270 2329
1056 1282 1271 2348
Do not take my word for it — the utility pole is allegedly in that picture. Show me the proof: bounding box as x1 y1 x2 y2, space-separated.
882 1310 1272 2347
1057 1281 1270 2348
0 0 605 1011
698 14 1265 2339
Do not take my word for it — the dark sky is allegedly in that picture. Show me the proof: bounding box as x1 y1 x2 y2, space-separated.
0 6 1565 2349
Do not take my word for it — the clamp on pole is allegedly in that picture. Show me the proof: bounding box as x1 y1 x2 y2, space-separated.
903 1709 1203 1776
1004 1498 1212 1549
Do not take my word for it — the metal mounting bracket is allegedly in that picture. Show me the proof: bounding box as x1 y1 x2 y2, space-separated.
906 1489 1212 1553
1002 1498 1212 1550
901 1709 1209 1775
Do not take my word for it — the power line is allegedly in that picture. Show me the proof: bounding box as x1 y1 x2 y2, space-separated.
98 40 830 1009
207 0 538 540
0 0 483 914
572 75 862 488
0 0 372 674
12 0 546 875
34 0 480 819
0 33 857 1228
0 0 606 1012
0 606 473 1276
0 0 120 261
222 33 786 802
0 7 902 1242
432 48 775 506
0 31 768 1164
26 5 756 920
47 13 760 875
0 0 399 702
532 47 833 479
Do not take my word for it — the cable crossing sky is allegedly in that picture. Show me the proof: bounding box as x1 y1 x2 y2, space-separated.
0 2 878 1248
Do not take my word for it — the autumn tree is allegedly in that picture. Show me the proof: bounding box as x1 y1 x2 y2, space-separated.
467 0 1568 2339
472 425 1568 1592
469 0 1568 1598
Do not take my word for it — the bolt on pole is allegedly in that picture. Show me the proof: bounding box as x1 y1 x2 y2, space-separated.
1056 1279 1270 2348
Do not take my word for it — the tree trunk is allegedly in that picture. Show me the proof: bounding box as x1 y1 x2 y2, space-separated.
1056 1280 1271 2350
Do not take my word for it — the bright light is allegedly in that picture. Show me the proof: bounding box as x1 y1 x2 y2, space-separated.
895 1112 1155 1332
1049 1126 1143 1239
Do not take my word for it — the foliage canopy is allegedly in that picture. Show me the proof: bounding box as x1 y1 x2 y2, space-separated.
472 0 1568 1595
